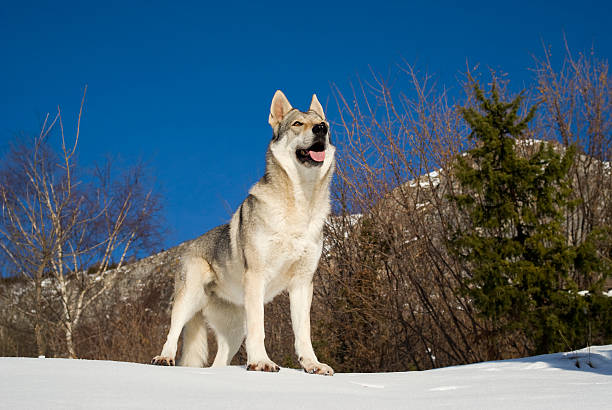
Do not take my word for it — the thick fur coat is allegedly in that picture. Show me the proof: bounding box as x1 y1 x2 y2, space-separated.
152 91 335 375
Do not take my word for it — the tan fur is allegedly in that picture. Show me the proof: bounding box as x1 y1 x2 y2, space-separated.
152 90 335 376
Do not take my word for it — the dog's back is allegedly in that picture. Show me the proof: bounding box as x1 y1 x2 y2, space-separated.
184 224 232 274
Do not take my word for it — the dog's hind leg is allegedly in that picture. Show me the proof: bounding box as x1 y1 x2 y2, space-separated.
178 311 208 367
152 256 212 366
207 299 245 367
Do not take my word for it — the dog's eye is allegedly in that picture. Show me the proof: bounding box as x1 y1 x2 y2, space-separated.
292 121 303 127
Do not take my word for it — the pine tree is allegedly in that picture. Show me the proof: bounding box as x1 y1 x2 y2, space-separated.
448 82 603 356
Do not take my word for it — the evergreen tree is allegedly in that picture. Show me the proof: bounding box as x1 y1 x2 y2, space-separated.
449 82 607 356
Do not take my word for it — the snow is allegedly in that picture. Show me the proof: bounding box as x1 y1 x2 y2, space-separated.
576 290 612 297
409 169 442 188
517 138 544 147
1 345 611 409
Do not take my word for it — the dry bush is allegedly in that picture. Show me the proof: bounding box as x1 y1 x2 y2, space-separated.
309 68 491 372
77 275 172 363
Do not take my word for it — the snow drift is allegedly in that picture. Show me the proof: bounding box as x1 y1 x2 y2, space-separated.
1 345 610 409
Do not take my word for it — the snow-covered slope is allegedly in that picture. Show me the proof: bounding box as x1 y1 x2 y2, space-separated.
2 345 611 409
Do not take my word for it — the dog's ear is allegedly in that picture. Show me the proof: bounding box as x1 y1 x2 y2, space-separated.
309 94 325 120
269 90 293 127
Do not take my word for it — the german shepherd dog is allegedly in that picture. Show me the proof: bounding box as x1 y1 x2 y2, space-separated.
152 91 335 375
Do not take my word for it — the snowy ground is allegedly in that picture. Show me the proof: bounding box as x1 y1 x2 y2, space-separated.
1 345 610 409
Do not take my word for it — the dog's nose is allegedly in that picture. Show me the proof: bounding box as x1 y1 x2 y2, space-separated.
312 122 327 138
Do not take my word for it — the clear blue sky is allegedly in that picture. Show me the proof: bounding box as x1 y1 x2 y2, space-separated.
1 0 610 250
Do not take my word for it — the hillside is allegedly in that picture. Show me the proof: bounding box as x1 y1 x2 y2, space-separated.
1 345 610 409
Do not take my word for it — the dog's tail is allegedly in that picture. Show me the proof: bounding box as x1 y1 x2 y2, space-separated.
178 312 208 367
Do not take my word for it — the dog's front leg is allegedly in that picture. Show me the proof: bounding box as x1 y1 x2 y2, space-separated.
289 279 334 376
244 273 279 372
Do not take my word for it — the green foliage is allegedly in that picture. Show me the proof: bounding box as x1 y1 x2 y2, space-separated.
449 82 611 356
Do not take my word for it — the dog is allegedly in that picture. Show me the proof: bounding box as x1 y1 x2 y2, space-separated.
151 90 335 375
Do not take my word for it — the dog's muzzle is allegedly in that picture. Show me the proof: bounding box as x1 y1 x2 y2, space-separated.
296 133 327 167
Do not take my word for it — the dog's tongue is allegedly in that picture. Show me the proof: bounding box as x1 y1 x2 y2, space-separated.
308 150 325 162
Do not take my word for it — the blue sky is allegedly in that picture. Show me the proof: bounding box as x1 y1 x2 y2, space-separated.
1 0 610 250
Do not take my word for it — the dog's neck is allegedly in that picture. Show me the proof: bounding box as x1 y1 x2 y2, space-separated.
259 145 334 213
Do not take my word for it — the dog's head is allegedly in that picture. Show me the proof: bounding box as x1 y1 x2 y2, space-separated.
268 90 334 169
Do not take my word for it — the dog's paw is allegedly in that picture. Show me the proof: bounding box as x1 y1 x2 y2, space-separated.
246 360 280 372
151 356 175 366
300 357 334 376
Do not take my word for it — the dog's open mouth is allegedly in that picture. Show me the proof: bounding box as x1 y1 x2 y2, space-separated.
296 141 326 166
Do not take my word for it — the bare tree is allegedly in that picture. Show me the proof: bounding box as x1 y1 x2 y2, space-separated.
0 89 164 358
533 41 612 287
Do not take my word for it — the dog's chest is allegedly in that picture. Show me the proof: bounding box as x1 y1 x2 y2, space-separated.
263 230 320 298
265 216 321 258
281 230 319 258
261 209 324 268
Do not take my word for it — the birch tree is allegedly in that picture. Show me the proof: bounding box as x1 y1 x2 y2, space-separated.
0 90 163 358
